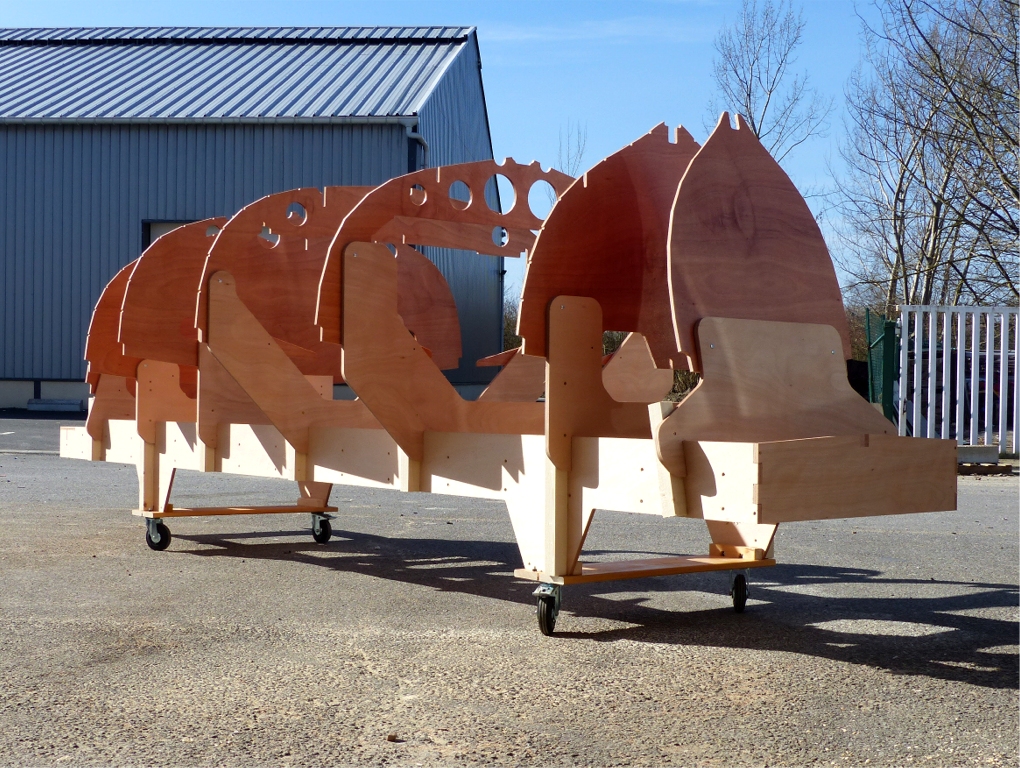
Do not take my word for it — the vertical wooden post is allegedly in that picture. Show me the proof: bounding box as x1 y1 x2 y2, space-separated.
398 449 421 492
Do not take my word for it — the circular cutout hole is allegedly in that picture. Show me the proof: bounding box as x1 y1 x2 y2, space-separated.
258 225 280 249
384 243 397 256
409 184 427 206
448 180 471 211
484 173 515 213
528 180 556 219
285 202 307 226
491 226 508 247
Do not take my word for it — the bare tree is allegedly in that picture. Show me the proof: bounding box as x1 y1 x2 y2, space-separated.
557 119 588 177
544 120 588 207
834 0 1018 311
503 288 522 352
705 0 832 163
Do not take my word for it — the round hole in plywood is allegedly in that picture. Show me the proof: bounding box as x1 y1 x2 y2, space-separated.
448 180 471 210
491 226 508 247
258 225 280 249
485 173 515 213
527 180 556 219
285 202 308 226
409 184 427 206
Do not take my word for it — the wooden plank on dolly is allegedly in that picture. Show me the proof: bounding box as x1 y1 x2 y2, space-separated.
515 555 776 585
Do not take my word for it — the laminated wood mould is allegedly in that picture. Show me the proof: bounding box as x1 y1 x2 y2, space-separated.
61 115 957 634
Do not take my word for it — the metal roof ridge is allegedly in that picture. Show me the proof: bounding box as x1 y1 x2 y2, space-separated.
0 115 424 124
0 26 476 47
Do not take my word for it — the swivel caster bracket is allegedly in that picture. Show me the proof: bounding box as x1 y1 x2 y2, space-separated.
311 512 335 544
145 518 172 551
533 583 562 636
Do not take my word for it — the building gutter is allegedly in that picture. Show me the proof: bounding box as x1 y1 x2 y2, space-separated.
0 115 424 126
400 118 429 169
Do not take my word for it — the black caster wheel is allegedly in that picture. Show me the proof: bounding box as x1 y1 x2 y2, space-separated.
312 518 332 544
534 584 561 636
731 573 747 613
537 596 557 636
145 522 172 551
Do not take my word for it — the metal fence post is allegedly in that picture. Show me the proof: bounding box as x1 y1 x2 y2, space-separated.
883 319 897 423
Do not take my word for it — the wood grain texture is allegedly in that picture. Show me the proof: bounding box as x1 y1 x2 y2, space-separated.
85 259 142 389
514 555 775 586
602 332 675 403
476 350 546 402
85 374 136 441
395 244 462 371
340 243 544 461
682 439 778 552
205 270 381 455
120 218 226 366
655 318 894 472
196 186 371 380
197 343 270 449
519 124 700 368
668 114 850 370
755 434 957 523
545 296 652 472
135 360 198 444
317 160 573 343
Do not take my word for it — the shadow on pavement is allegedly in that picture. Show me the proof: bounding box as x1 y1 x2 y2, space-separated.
168 525 1019 691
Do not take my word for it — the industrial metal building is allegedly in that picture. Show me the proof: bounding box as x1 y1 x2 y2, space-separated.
0 26 501 408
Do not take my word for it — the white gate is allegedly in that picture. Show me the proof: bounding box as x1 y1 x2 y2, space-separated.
897 306 1018 453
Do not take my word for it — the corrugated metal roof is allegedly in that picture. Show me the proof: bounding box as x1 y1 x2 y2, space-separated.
0 26 475 121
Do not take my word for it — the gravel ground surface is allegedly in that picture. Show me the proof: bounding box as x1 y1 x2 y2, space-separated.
0 429 1016 766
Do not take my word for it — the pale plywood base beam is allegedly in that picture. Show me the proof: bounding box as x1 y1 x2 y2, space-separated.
132 505 337 519
515 555 776 586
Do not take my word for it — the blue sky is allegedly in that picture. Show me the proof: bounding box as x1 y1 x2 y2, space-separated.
2 0 875 294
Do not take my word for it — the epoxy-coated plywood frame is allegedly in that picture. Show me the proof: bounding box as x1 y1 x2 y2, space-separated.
199 186 370 347
395 244 462 371
668 114 850 370
476 350 546 402
545 296 652 472
316 160 573 343
119 218 226 366
85 374 135 438
197 343 270 450
205 270 380 457
341 242 545 463
196 186 371 379
518 124 700 368
85 259 142 390
655 317 893 475
602 332 675 403
135 360 198 444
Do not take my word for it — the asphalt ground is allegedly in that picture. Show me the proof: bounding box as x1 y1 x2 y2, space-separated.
0 412 85 453
0 420 1017 766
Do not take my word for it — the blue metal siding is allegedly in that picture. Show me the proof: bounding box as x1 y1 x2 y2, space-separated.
418 35 503 383
0 122 407 379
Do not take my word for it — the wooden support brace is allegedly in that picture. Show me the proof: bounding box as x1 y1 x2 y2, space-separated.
205 269 380 480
